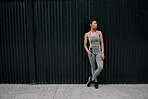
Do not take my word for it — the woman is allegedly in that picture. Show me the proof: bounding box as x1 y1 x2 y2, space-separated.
84 19 105 89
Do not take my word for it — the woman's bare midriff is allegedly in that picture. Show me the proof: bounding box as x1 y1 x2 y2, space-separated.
91 44 100 47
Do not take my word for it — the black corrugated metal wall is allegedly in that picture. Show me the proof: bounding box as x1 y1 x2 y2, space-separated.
0 0 148 84
0 0 30 83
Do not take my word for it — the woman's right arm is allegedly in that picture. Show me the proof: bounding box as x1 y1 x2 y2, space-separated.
84 33 92 56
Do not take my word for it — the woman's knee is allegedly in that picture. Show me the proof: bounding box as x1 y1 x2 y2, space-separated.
98 64 103 71
99 66 103 71
96 61 103 70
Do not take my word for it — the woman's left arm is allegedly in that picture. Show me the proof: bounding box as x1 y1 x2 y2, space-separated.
99 31 105 60
99 31 104 53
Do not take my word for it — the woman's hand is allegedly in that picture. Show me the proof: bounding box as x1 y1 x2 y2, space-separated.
101 52 105 60
88 51 92 57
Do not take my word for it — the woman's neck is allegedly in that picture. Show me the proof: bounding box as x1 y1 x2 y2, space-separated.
90 28 96 33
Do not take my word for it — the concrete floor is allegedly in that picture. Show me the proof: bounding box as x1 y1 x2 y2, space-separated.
0 84 148 99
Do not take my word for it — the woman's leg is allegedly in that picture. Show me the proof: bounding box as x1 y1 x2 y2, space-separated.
91 53 103 81
88 54 97 82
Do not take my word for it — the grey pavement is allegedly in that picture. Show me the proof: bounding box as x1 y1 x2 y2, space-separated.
0 84 148 99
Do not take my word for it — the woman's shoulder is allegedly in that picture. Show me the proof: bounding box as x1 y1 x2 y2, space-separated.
96 30 102 35
96 30 102 33
84 32 89 36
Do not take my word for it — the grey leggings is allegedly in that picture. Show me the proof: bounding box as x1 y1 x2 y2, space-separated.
88 47 103 82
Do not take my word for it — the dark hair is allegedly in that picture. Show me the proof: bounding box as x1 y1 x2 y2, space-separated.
88 19 99 31
89 19 97 25
84 18 101 32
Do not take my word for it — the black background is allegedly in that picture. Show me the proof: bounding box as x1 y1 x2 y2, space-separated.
0 0 148 84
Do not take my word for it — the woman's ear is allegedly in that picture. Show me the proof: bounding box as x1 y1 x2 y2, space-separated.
90 24 92 27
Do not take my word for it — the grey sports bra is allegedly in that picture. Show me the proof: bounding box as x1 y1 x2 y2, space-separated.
88 31 100 48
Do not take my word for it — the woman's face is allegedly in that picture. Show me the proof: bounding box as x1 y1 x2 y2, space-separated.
90 21 97 30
